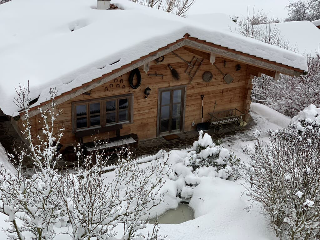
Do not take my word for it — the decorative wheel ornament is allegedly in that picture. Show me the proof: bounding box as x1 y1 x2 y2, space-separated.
129 68 142 89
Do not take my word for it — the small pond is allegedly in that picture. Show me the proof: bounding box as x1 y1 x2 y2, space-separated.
149 203 194 224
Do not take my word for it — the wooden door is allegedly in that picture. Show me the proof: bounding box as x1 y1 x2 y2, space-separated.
158 87 185 135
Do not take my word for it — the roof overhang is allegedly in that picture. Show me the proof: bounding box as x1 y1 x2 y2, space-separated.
25 34 305 118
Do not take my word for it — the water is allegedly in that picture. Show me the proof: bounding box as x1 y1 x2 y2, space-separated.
149 203 194 224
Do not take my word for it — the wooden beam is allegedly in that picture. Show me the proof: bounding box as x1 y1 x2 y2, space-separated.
183 46 210 60
75 124 123 139
210 53 216 64
247 65 276 78
243 74 255 122
184 39 302 77
143 62 150 74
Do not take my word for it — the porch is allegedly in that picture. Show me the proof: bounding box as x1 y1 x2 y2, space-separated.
134 117 254 158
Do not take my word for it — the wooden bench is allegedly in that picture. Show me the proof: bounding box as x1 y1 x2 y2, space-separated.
62 124 138 164
208 108 246 132
83 133 139 152
82 133 139 165
209 108 245 126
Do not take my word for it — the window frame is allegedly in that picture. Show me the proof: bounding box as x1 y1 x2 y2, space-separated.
157 85 186 137
72 94 133 133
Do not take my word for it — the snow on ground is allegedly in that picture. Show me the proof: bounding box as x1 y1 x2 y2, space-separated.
250 102 291 128
0 103 288 239
155 178 276 240
313 19 320 27
0 143 17 175
0 0 307 116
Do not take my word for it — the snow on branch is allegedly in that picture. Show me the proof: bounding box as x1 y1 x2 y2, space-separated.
0 86 167 240
129 0 195 17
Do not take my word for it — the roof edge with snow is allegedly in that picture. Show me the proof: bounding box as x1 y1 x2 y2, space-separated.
25 35 306 118
313 19 320 27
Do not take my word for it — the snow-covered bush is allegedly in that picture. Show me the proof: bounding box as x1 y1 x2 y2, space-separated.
0 85 166 240
61 151 166 240
189 131 240 178
0 0 11 5
0 86 66 240
244 105 320 239
162 132 240 203
129 0 195 17
286 0 320 22
252 55 320 117
234 10 291 50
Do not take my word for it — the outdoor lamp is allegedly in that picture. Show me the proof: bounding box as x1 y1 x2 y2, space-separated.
144 87 151 99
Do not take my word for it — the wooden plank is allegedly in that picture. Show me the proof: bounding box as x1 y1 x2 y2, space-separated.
74 124 123 139
184 39 302 77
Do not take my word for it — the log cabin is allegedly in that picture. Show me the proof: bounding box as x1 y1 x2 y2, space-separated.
0 0 308 153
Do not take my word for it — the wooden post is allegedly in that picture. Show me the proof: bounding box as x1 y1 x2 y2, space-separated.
210 53 216 64
243 74 254 122
143 62 150 74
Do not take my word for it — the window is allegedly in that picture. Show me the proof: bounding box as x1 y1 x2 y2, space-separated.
75 102 101 129
158 87 185 135
106 98 129 124
72 94 133 132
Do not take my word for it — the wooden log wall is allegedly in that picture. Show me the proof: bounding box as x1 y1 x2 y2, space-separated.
23 46 255 148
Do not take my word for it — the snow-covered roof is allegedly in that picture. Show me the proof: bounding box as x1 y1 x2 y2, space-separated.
187 13 238 32
0 0 307 116
272 21 320 56
313 19 320 27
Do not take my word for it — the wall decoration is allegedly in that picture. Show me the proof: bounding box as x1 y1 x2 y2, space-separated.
172 51 203 80
213 63 234 84
168 64 180 80
202 71 213 82
144 87 151 99
148 72 164 79
129 68 142 89
154 56 165 64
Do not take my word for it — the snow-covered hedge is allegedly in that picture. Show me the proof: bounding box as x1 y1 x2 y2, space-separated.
245 104 320 239
190 131 240 175
252 55 320 117
166 131 240 201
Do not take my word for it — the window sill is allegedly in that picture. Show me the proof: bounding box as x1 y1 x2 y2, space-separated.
105 121 130 127
75 124 123 139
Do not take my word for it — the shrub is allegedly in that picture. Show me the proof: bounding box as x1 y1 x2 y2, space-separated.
188 131 240 179
252 55 320 117
244 105 320 239
0 85 166 240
